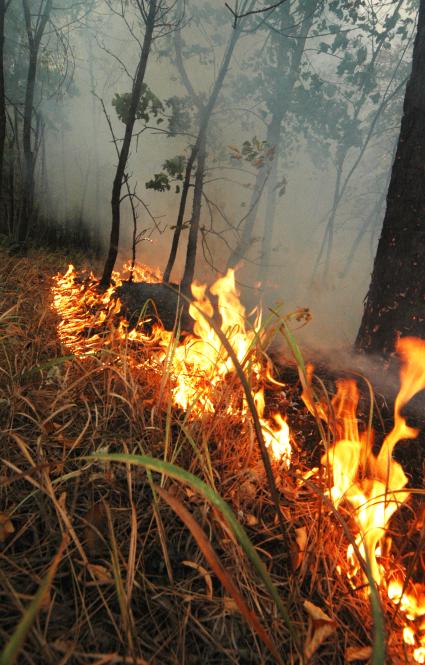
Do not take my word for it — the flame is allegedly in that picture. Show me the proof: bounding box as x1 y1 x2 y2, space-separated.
254 388 291 465
302 338 425 661
52 260 425 657
51 263 291 463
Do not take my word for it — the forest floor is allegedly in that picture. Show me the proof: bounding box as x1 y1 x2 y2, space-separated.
0 247 423 665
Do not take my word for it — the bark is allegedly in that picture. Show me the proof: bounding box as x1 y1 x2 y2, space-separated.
18 0 52 244
100 0 158 288
356 0 425 355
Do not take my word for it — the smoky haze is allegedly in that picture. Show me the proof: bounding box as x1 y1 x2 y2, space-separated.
13 0 417 349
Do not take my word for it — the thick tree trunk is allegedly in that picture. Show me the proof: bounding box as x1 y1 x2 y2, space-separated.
356 0 425 355
100 0 157 288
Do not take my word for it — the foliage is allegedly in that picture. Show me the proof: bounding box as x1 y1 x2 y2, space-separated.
228 137 275 169
166 95 195 135
112 84 164 125
146 155 187 193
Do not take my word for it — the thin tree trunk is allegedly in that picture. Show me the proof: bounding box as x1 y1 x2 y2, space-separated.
19 51 37 242
230 1 316 276
313 0 406 280
100 0 158 288
356 0 425 354
163 147 197 283
0 0 7 207
180 133 207 295
163 13 246 284
226 153 270 270
18 0 52 244
257 117 281 285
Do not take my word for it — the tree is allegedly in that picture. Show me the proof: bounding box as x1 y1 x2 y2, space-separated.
100 0 163 288
356 0 425 355
224 0 415 289
162 0 256 293
16 0 53 245
0 0 11 211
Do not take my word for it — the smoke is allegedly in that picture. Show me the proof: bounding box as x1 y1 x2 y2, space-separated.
22 0 415 347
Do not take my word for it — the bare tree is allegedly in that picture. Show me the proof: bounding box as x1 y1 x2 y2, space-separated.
16 0 53 245
100 0 177 288
0 0 11 211
163 0 255 292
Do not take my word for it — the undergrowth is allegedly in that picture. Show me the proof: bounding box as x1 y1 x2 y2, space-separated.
0 248 421 664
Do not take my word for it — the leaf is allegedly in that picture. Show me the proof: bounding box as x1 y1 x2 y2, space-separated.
303 600 337 662
346 646 372 662
292 526 307 571
0 513 15 542
182 560 213 600
81 563 114 586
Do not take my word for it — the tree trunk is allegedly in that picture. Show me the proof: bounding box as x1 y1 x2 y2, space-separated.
18 0 52 245
163 15 244 284
226 148 270 270
180 132 207 295
257 115 281 285
100 0 157 288
356 0 425 355
163 145 197 283
0 0 7 208
229 1 315 276
18 50 37 243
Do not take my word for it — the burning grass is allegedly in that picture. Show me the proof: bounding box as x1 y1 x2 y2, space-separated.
0 247 424 664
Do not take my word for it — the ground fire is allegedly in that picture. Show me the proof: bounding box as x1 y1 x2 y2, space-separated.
51 262 425 663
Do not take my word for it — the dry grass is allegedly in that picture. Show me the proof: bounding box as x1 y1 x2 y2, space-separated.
0 248 421 664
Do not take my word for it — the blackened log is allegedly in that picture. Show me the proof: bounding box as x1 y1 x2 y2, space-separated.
116 281 194 333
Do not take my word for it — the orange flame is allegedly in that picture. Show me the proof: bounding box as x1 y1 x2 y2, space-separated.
51 264 291 463
303 338 425 661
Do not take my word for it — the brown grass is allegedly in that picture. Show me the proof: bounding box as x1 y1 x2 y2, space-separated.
0 247 421 664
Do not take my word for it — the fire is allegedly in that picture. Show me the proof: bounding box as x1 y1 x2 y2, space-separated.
303 338 425 661
51 263 291 464
51 260 424 658
254 388 291 464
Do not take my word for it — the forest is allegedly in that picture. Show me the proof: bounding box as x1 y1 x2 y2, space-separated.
0 0 425 663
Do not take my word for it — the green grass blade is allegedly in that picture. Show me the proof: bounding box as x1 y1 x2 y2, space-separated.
87 451 297 643
0 537 67 665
